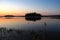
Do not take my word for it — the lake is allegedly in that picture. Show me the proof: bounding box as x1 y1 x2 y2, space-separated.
0 17 60 40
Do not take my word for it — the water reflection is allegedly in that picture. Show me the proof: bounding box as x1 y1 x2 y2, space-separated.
25 17 41 21
44 22 46 27
0 17 60 40
4 17 14 19
51 17 60 19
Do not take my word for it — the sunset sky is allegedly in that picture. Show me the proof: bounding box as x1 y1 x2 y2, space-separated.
0 0 60 16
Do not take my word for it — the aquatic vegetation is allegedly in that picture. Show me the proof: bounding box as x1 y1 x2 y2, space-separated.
0 28 42 40
0 28 60 40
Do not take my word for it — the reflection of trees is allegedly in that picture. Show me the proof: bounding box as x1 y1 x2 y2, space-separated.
4 17 13 19
25 12 41 21
25 17 41 21
44 22 46 27
42 22 47 40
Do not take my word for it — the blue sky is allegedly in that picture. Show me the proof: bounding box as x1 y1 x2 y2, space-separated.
0 0 60 15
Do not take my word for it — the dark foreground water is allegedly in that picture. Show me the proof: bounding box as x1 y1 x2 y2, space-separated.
0 17 60 40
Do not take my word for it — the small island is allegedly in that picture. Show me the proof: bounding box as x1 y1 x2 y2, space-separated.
4 15 15 17
25 12 41 21
25 12 41 18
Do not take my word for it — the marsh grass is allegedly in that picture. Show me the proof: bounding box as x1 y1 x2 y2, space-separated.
0 28 42 40
0 28 60 40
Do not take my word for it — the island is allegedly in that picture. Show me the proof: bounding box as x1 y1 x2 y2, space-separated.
25 12 41 21
4 15 15 17
25 12 41 18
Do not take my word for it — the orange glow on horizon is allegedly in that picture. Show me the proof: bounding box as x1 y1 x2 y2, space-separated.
0 10 28 16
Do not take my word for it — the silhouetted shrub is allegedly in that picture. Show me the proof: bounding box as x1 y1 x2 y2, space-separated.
25 12 41 18
4 15 15 17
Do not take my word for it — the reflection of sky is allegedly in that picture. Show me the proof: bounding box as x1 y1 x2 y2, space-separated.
0 17 26 29
0 0 60 15
0 17 60 32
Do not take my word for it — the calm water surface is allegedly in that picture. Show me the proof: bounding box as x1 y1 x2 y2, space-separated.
0 17 60 32
0 17 60 40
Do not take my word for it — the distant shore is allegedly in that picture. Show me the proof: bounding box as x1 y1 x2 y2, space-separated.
0 15 60 17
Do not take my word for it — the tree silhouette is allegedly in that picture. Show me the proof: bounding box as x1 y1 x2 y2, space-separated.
25 12 41 21
4 15 15 17
25 12 41 18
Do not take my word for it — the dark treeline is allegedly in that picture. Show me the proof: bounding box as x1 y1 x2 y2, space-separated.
0 12 60 18
25 12 41 17
42 15 60 17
